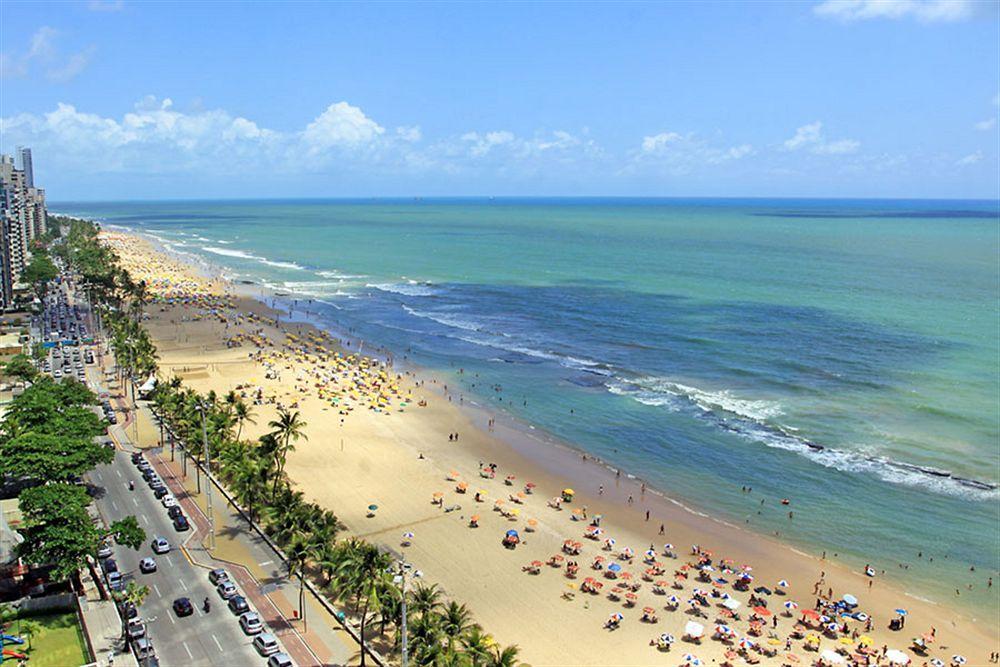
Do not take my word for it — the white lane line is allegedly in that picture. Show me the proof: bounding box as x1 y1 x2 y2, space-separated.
110 500 118 513
179 578 188 590
115 469 122 478
167 611 175 624
259 560 272 566
165 554 174 567
153 583 162 597
183 642 193 659
140 515 148 525
212 635 223 652
132 497 139 507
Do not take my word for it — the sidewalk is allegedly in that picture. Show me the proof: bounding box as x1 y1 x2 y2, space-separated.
78 566 134 667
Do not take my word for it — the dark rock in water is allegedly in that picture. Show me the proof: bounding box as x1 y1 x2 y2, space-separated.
238 279 256 285
953 477 998 491
566 374 607 388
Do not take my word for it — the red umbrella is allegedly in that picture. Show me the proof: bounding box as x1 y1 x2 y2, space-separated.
801 609 821 620
753 606 772 617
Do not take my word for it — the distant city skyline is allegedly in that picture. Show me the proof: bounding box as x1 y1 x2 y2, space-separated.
1 1 998 200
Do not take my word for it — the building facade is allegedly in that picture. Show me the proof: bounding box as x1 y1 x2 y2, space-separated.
0 149 46 310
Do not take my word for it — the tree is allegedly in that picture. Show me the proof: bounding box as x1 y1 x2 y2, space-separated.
331 540 393 667
0 431 112 483
18 618 42 650
107 515 145 550
21 251 58 298
267 409 307 496
488 644 520 667
114 582 150 639
286 530 311 630
233 399 255 441
410 583 443 619
440 601 476 652
2 354 37 383
460 626 494 667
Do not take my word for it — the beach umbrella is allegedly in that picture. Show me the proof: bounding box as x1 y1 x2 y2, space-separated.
723 598 741 611
855 612 869 622
368 504 379 511
857 635 873 647
681 653 701 666
952 656 967 665
645 549 657 560
820 649 846 665
778 579 789 587
895 608 908 616
608 562 622 573
842 593 858 606
401 531 414 539
666 595 680 605
801 609 821 621
885 649 910 665
506 529 519 537
825 622 840 633
738 637 755 650
659 633 674 644
663 543 674 550
715 624 732 636
684 621 705 638
928 659 944 667
784 601 799 610
609 612 623 621
753 606 772 617
605 537 616 548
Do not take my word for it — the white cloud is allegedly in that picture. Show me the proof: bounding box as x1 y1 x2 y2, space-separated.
641 132 683 153
975 117 996 131
956 151 982 165
783 121 860 155
395 126 422 142
461 130 515 157
814 0 974 22
0 26 94 82
301 102 385 152
88 0 124 10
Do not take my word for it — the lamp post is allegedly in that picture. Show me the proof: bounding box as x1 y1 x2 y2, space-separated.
197 402 216 551
394 559 420 667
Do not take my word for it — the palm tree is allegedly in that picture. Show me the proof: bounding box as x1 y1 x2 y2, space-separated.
488 645 520 667
286 530 311 630
460 626 494 667
331 540 393 667
17 619 42 651
268 409 307 496
440 601 476 651
233 399 255 441
410 582 443 619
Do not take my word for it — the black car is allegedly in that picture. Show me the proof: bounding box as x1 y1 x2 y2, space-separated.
131 452 145 464
172 597 194 617
119 600 138 620
141 469 156 482
167 506 184 520
227 595 249 615
152 486 169 500
103 558 118 574
172 515 190 532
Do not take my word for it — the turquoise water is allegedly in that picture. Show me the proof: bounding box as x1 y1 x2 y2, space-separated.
56 198 1000 613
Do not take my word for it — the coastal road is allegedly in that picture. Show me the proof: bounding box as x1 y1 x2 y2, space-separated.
90 450 267 667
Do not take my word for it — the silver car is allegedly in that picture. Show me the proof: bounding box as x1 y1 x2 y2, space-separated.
239 611 263 635
216 580 237 599
151 537 170 554
253 633 280 656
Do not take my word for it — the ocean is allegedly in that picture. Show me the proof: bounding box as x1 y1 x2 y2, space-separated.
54 197 1000 614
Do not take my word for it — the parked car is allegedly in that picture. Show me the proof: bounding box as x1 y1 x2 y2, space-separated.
102 558 118 574
239 611 263 635
161 495 178 508
119 600 138 620
132 636 154 660
267 652 294 667
106 571 123 591
97 542 113 559
151 537 170 554
152 486 169 500
167 506 184 520
209 568 229 585
253 633 280 657
216 580 237 599
139 557 157 574
172 515 190 532
127 618 146 640
227 595 249 615
172 597 194 617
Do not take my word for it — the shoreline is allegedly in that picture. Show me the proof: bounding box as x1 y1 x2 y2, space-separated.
104 228 997 665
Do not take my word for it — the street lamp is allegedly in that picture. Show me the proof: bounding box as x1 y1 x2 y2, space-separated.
393 559 421 667
196 401 216 551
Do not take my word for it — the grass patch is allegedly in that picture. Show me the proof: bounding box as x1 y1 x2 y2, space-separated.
3 611 90 667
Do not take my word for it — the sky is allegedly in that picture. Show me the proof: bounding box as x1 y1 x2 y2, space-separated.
0 0 998 201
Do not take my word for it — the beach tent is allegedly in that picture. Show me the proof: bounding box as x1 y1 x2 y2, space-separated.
684 621 705 638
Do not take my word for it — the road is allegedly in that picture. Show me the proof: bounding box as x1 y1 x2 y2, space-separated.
90 439 271 665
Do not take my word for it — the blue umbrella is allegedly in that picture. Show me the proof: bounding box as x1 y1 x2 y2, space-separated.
506 529 519 538
895 608 908 616
608 562 622 573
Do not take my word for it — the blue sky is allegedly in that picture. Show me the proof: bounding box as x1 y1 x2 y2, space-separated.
1 0 998 200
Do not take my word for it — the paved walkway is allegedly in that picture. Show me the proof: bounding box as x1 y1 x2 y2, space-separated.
78 557 135 667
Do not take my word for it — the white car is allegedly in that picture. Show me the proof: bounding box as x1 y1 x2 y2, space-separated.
239 611 263 635
216 580 237 599
161 495 178 508
253 633 280 656
151 537 170 554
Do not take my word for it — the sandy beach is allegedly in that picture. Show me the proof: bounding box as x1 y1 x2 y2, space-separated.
102 230 998 666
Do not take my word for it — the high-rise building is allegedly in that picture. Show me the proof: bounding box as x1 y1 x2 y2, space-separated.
0 148 46 310
17 147 34 189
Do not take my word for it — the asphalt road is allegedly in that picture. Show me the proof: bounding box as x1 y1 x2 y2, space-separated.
90 450 271 666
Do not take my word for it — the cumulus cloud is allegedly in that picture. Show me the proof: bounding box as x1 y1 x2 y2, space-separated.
461 130 515 157
814 0 975 22
783 121 859 155
0 26 95 82
634 131 754 173
975 117 996 131
955 151 982 165
395 126 422 142
641 132 683 153
301 102 385 152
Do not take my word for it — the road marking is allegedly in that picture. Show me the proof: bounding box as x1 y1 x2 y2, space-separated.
212 634 223 652
167 611 175 625
165 554 174 567
259 560 272 566
153 583 162 597
110 500 118 513
179 578 188 590
132 497 139 507
140 515 148 525
115 469 122 478
183 642 193 659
